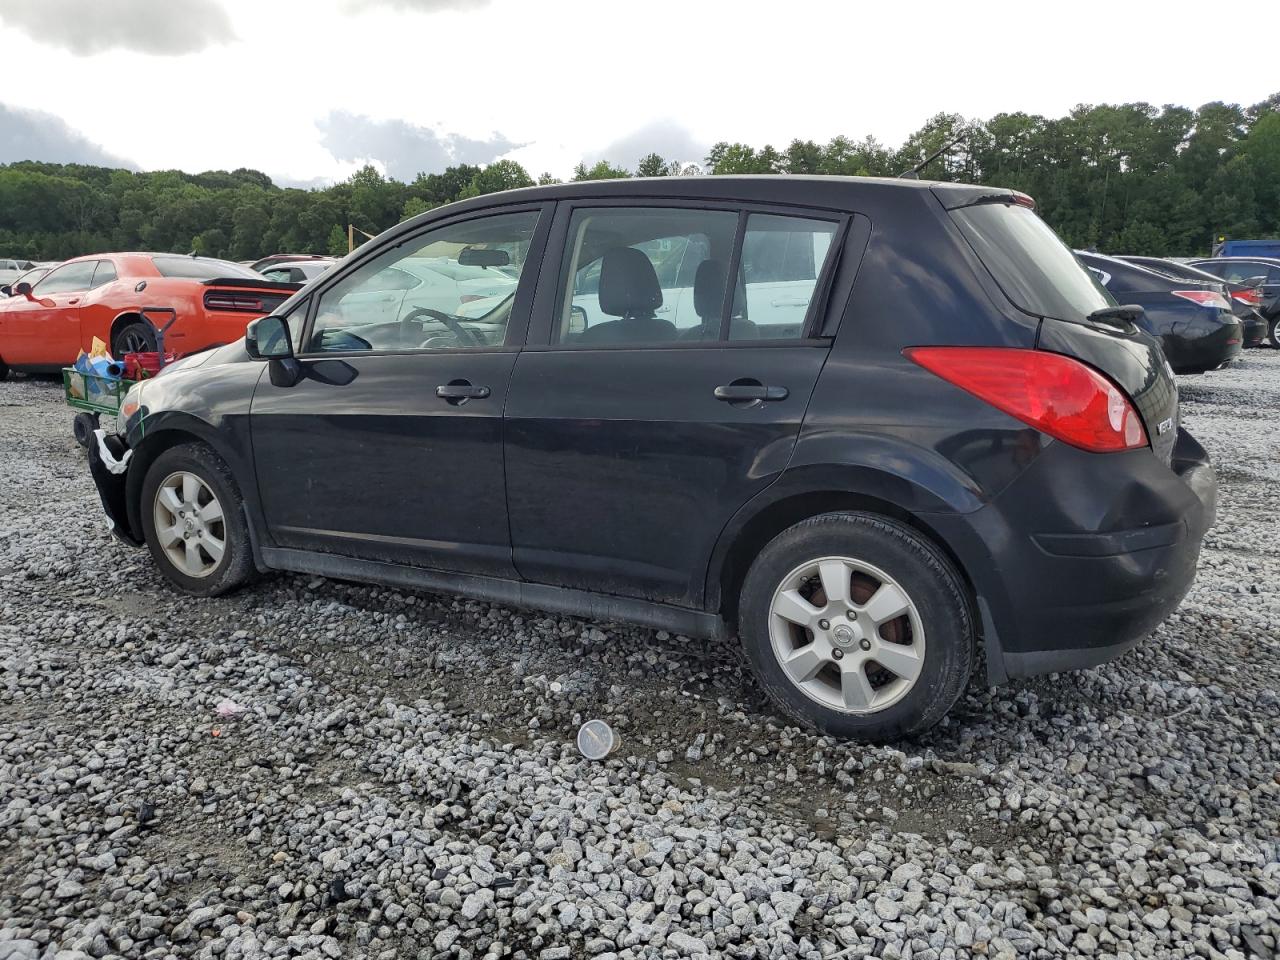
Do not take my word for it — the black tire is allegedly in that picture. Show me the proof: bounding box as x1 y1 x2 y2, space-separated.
139 442 254 597
0 359 9 381
113 320 157 357
72 412 99 449
738 512 974 742
1270 317 1280 349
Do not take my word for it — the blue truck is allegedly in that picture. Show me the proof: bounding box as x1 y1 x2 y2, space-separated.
1212 238 1280 258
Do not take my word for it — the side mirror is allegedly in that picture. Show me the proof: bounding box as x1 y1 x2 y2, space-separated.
14 281 32 299
568 304 588 336
245 315 293 360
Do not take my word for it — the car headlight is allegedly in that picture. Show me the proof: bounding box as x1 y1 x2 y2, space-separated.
116 382 144 436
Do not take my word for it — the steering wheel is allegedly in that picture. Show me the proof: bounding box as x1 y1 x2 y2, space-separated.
400 306 484 347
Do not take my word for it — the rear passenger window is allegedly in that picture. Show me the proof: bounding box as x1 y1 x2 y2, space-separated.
90 260 117 289
730 214 837 340
555 208 738 345
554 208 837 346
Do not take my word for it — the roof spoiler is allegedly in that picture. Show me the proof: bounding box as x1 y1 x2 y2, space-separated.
934 185 1036 212
202 277 304 292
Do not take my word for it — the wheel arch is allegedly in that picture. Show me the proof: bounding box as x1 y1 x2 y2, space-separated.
711 487 977 624
109 311 150 352
123 417 256 552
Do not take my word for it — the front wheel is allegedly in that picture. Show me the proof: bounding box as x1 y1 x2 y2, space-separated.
1271 318 1280 349
72 412 99 448
140 442 254 597
0 359 9 381
738 512 974 741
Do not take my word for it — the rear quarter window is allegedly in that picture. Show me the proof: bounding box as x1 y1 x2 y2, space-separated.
950 202 1112 322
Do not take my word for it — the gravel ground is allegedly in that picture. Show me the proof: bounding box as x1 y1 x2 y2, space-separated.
1 355 1278 960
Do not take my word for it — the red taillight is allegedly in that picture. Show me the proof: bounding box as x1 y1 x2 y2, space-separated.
1010 191 1036 209
1171 289 1231 310
905 347 1149 453
1231 289 1262 307
204 291 266 313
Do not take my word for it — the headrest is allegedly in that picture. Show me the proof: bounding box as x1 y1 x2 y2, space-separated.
599 247 662 318
693 259 728 323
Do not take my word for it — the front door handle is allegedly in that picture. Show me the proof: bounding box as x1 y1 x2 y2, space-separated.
436 381 490 403
714 383 788 403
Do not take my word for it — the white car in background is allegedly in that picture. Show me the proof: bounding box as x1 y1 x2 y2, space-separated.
334 256 520 328
0 258 37 288
258 259 336 284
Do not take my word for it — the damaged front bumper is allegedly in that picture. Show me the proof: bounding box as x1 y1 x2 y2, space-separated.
88 429 144 547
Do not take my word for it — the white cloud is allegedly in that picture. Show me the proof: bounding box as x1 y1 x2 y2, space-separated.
0 0 1274 182
0 0 234 55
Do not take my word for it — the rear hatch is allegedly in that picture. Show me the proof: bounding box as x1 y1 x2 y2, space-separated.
941 192 1180 465
201 276 302 317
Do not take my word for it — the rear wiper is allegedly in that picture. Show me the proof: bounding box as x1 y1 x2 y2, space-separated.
1087 304 1143 329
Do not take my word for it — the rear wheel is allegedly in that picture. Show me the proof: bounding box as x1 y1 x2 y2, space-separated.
113 321 157 357
140 442 253 597
738 512 974 741
0 359 9 381
1270 317 1280 349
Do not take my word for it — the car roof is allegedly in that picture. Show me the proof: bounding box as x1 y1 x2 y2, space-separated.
399 174 1011 224
1118 256 1225 284
1191 256 1280 266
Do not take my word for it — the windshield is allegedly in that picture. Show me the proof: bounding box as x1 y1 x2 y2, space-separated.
951 202 1114 322
152 256 263 281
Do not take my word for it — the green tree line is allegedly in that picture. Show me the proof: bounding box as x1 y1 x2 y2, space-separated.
2 94 1277 262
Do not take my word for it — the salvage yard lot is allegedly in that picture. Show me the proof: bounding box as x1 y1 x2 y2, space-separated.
0 359 1278 960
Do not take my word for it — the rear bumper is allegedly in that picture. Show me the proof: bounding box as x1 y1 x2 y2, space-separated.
1241 314 1268 348
1167 318 1243 373
926 428 1215 682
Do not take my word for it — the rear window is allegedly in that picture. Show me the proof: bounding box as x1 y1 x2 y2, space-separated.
152 256 261 280
951 202 1112 322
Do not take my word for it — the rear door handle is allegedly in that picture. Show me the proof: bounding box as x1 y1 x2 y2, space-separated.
714 384 788 402
436 382 490 400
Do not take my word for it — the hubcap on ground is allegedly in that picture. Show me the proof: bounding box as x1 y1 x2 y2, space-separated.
153 471 226 579
768 556 926 715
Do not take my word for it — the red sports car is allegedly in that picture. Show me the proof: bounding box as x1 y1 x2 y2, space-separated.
0 252 300 378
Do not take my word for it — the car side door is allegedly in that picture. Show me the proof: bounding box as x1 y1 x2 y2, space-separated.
504 201 849 608
3 260 96 367
249 204 551 578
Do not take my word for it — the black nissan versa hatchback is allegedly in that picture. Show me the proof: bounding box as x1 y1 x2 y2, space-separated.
87 177 1216 741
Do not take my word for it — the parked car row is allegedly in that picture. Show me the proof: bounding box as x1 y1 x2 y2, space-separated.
0 253 301 379
1076 249 1280 376
84 176 1216 742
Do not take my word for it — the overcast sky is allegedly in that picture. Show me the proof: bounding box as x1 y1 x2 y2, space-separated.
0 0 1275 187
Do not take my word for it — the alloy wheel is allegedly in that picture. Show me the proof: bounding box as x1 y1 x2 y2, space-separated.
768 556 926 715
152 471 226 578
122 330 152 353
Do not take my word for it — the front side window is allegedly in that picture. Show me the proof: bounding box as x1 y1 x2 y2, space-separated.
33 261 96 295
730 214 837 340
307 211 538 354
